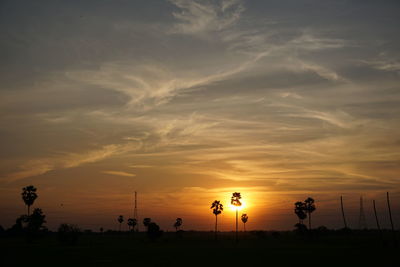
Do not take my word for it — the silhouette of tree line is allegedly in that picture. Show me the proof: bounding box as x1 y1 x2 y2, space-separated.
0 185 397 246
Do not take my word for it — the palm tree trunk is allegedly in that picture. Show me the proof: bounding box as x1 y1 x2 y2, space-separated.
236 209 238 242
308 212 311 230
244 223 246 232
215 215 218 240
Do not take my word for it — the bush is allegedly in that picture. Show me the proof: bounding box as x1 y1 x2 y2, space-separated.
147 222 163 241
294 223 308 235
58 224 80 245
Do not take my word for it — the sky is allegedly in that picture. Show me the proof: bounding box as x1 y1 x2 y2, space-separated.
0 0 399 231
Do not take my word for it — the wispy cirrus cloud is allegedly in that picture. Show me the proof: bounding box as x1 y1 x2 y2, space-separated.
102 170 136 177
168 0 244 35
5 143 139 182
359 59 400 74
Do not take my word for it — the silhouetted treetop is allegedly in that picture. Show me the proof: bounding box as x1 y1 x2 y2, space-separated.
211 200 223 215
22 185 38 216
241 214 248 223
231 192 242 207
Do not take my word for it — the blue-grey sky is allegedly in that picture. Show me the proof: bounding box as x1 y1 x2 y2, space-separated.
0 0 399 231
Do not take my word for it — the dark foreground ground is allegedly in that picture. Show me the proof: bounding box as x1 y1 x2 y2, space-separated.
1 230 398 267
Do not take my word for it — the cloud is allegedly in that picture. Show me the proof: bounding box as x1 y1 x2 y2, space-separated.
65 50 270 111
102 170 136 177
287 32 347 51
359 59 400 74
168 0 244 35
286 108 356 129
5 143 140 182
129 165 152 168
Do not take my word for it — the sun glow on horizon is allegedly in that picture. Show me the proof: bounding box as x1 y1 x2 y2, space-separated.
229 199 246 211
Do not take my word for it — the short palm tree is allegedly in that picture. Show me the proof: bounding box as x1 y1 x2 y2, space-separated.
174 218 183 231
304 197 316 230
210 200 223 238
231 192 242 241
127 218 137 231
21 185 38 216
241 214 248 231
117 215 124 231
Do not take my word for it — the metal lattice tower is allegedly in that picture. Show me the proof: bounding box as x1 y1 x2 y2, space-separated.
133 191 139 232
358 196 367 229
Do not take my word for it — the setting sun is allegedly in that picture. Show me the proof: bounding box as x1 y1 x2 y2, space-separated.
229 199 246 211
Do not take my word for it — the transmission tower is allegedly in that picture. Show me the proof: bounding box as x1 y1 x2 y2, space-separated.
133 191 139 232
358 196 367 229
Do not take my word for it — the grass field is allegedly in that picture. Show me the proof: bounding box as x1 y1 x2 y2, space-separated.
1 230 398 267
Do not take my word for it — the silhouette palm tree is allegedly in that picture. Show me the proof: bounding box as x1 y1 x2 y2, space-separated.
304 197 316 230
21 185 38 216
210 200 223 238
231 192 242 241
174 218 183 231
117 215 124 231
127 218 137 231
294 201 307 225
241 214 248 231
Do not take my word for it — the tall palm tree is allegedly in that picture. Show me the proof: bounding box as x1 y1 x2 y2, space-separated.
304 197 316 230
210 200 223 238
117 215 124 231
174 218 183 231
21 185 38 216
231 192 242 242
127 218 137 231
241 214 248 232
294 201 307 225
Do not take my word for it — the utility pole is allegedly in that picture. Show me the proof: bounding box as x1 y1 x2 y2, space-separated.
358 196 367 230
387 192 397 246
340 196 348 229
134 191 139 232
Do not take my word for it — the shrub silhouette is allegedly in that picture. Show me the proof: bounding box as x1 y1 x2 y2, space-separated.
58 224 80 245
147 222 163 241
26 208 46 232
294 223 308 235
8 215 27 235
143 218 151 228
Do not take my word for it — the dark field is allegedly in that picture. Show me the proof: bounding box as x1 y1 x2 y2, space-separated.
1 231 398 267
